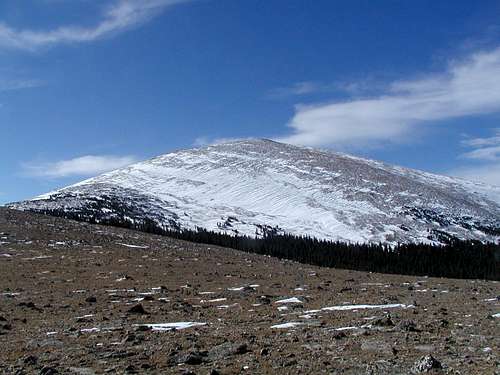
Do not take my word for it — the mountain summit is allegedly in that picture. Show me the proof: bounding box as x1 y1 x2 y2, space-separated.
9 139 500 244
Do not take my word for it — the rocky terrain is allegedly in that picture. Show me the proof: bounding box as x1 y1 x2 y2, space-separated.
0 208 499 374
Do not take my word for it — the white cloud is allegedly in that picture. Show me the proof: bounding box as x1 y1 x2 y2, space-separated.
450 163 500 186
449 129 500 186
462 145 500 161
0 0 189 51
0 79 44 91
460 129 500 161
266 81 325 99
277 47 500 149
22 155 137 178
267 79 385 100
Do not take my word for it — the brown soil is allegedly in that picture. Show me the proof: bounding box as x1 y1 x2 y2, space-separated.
0 208 498 374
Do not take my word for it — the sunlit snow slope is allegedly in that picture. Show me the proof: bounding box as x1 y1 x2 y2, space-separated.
9 139 500 244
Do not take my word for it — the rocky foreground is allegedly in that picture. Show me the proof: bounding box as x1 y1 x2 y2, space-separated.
0 208 498 374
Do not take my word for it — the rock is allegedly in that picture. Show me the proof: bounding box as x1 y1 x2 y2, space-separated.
124 365 137 373
372 315 395 327
39 367 58 375
85 296 97 303
22 355 38 365
331 330 347 340
127 304 148 314
69 368 96 375
208 342 248 361
411 355 442 373
0 316 7 322
134 324 152 332
397 319 419 332
18 301 42 312
178 352 204 365
439 319 449 328
75 316 93 323
259 296 271 305
260 348 270 356
121 332 144 345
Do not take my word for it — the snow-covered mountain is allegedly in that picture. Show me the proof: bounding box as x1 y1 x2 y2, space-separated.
8 139 500 244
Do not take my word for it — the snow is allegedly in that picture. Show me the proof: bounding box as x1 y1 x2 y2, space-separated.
304 303 409 314
333 326 359 331
201 298 227 303
217 304 239 309
228 285 258 291
135 322 206 331
275 297 303 304
271 322 303 329
80 328 100 333
22 255 52 260
75 314 94 320
116 243 149 249
11 139 500 244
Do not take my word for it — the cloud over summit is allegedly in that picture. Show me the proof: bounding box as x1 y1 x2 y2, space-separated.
278 47 500 149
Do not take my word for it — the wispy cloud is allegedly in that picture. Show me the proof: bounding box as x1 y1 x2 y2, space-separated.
0 79 44 91
450 164 500 186
0 0 189 51
277 47 500 149
22 155 137 178
266 81 327 99
449 129 500 186
266 79 383 100
461 129 500 161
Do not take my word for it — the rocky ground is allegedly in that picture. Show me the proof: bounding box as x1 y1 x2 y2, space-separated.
0 208 498 374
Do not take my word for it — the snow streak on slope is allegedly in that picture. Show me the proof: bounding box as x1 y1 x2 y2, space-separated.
8 139 500 244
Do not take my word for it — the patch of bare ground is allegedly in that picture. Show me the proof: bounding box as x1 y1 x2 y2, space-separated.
0 208 498 374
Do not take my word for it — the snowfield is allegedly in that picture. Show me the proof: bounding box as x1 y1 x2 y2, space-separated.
8 139 500 244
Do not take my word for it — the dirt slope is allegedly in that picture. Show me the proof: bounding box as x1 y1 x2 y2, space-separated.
0 208 498 374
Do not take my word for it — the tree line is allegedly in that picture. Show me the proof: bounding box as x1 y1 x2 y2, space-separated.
33 208 500 280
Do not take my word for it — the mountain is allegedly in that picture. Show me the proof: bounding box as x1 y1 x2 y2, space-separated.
8 139 500 244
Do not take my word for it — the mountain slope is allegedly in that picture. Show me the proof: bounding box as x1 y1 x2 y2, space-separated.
8 139 500 244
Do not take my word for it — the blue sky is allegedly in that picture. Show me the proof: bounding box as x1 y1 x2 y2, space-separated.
1 0 500 204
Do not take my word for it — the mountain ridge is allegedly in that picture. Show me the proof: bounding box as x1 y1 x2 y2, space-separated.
8 139 500 244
